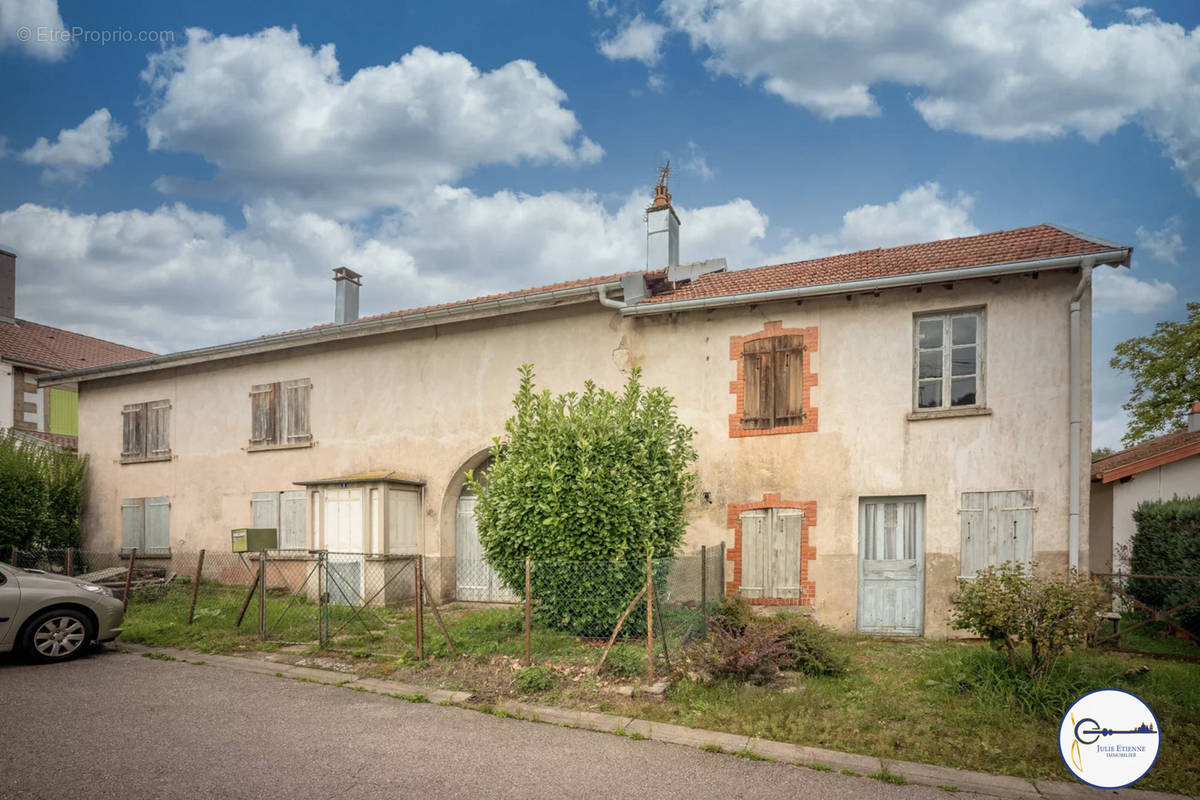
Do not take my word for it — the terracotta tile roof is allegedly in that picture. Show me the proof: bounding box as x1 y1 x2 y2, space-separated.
271 270 668 337
1092 429 1200 482
641 224 1123 305
0 318 155 371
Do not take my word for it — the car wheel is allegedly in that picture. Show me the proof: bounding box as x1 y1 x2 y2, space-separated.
22 608 95 663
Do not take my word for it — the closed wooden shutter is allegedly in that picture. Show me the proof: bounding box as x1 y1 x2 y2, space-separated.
283 379 312 443
144 497 170 554
251 491 279 530
772 509 804 598
250 384 277 445
774 335 805 426
741 339 773 429
148 400 171 457
959 492 987 576
280 491 307 550
739 510 768 598
121 498 145 551
960 491 1034 576
122 404 146 458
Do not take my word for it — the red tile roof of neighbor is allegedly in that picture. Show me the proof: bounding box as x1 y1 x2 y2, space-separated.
0 318 155 371
1092 429 1200 483
641 223 1123 305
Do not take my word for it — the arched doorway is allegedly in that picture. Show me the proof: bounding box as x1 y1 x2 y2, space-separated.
454 458 517 602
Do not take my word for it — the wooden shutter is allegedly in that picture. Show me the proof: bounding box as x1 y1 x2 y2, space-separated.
774 335 805 426
148 400 171 457
738 510 768 598
988 490 1035 568
280 491 308 550
283 379 312 443
772 509 803 598
122 403 146 458
959 492 987 576
388 488 421 554
251 491 280 531
250 383 277 445
145 497 170 554
121 498 145 551
741 339 773 429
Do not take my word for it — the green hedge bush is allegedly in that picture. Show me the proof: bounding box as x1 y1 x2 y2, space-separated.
0 433 87 551
469 365 697 637
1128 496 1200 636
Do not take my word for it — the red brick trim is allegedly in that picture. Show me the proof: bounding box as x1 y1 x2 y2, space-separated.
726 493 817 606
729 321 818 438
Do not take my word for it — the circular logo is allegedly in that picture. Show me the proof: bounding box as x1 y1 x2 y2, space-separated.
1058 689 1160 789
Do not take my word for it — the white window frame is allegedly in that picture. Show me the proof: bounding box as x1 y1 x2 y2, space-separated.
913 308 986 411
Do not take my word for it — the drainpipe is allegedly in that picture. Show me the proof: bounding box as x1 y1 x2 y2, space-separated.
1068 261 1094 572
597 284 625 309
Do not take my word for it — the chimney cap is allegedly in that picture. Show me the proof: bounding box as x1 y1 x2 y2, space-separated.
647 161 672 212
332 266 362 285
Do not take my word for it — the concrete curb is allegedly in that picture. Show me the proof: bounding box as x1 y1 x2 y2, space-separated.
114 644 1191 800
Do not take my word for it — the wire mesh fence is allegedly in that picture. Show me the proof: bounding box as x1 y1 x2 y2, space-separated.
5 545 726 678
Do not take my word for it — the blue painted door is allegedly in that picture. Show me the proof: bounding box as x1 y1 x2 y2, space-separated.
858 497 925 635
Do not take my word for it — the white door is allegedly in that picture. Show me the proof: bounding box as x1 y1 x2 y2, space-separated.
324 489 364 605
858 497 925 635
455 495 516 602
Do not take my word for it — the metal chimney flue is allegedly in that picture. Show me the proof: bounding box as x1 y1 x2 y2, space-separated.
1189 402 1200 433
333 267 362 324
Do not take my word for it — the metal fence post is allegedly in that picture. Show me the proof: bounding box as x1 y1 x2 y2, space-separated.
524 556 532 667
258 552 267 641
187 549 206 625
318 551 329 648
414 557 424 660
646 552 654 684
701 545 708 636
122 548 138 609
65 547 74 577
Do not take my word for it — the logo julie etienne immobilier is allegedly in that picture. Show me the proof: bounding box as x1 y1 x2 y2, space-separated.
1058 689 1161 789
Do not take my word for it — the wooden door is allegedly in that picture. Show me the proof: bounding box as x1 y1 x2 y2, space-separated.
858 497 924 635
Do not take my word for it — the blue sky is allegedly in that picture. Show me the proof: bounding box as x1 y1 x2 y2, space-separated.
0 0 1196 448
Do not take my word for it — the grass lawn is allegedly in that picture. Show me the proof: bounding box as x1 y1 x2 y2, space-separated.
122 587 1200 795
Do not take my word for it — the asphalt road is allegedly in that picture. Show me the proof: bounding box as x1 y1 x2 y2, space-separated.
0 646 989 800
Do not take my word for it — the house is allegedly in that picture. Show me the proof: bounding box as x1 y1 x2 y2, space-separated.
38 180 1133 637
1089 404 1200 574
1 247 154 448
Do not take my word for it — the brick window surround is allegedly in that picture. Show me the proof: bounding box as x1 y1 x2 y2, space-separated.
729 321 818 438
726 492 818 606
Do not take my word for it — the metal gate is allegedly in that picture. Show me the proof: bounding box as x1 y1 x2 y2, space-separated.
455 495 517 602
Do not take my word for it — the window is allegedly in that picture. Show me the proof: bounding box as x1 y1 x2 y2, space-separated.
250 490 307 550
121 401 171 462
249 379 312 448
914 310 984 410
121 497 170 555
960 490 1035 576
738 508 803 599
741 335 806 430
387 487 421 554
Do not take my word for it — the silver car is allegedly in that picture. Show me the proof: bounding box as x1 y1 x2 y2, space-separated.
0 562 125 662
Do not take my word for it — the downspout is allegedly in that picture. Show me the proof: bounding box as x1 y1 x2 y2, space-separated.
597 284 626 309
1068 261 1094 571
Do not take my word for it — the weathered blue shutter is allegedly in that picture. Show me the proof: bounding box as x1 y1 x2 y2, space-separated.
739 510 768 598
121 498 144 551
144 497 170 554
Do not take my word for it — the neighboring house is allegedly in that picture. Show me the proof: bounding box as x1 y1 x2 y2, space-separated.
39 182 1133 637
1 247 154 448
1089 404 1200 574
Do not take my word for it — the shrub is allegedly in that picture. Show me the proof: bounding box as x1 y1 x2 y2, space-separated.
513 665 555 693
703 619 790 684
950 562 1106 679
1127 496 1200 637
469 365 697 636
601 644 645 678
691 608 844 685
776 616 847 676
0 433 87 551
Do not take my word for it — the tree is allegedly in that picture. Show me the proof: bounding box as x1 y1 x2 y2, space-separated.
1110 301 1200 447
468 365 698 635
0 433 87 551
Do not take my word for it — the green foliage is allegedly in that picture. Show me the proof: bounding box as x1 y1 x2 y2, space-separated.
469 365 698 635
692 599 845 684
776 616 848 676
950 563 1106 679
513 665 555 693
600 643 645 678
1110 301 1200 446
1128 496 1200 636
0 432 87 551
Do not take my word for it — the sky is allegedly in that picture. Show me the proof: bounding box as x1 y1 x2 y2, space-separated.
0 0 1196 450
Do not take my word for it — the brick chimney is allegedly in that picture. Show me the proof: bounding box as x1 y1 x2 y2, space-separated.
333 267 362 324
0 247 15 324
1189 402 1200 433
646 163 679 272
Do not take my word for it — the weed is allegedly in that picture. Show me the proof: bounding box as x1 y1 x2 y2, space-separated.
438 700 455 707
514 665 555 694
628 731 646 741
273 671 283 677
808 763 832 772
142 652 176 662
840 769 860 777
601 645 645 678
700 743 724 754
190 660 206 665
939 785 959 793
735 749 775 762
868 769 907 785
388 692 429 703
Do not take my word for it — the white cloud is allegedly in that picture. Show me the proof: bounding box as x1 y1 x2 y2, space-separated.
682 140 714 181
0 0 69 60
1092 407 1131 452
19 108 126 182
598 14 667 66
1135 217 1185 263
773 182 978 262
1093 269 1177 314
141 27 602 218
662 0 1200 194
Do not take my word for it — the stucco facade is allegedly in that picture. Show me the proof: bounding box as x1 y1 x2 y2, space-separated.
68 264 1094 637
1094 456 1200 573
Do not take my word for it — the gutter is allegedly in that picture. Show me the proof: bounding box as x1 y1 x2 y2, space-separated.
39 279 624 387
620 249 1131 316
